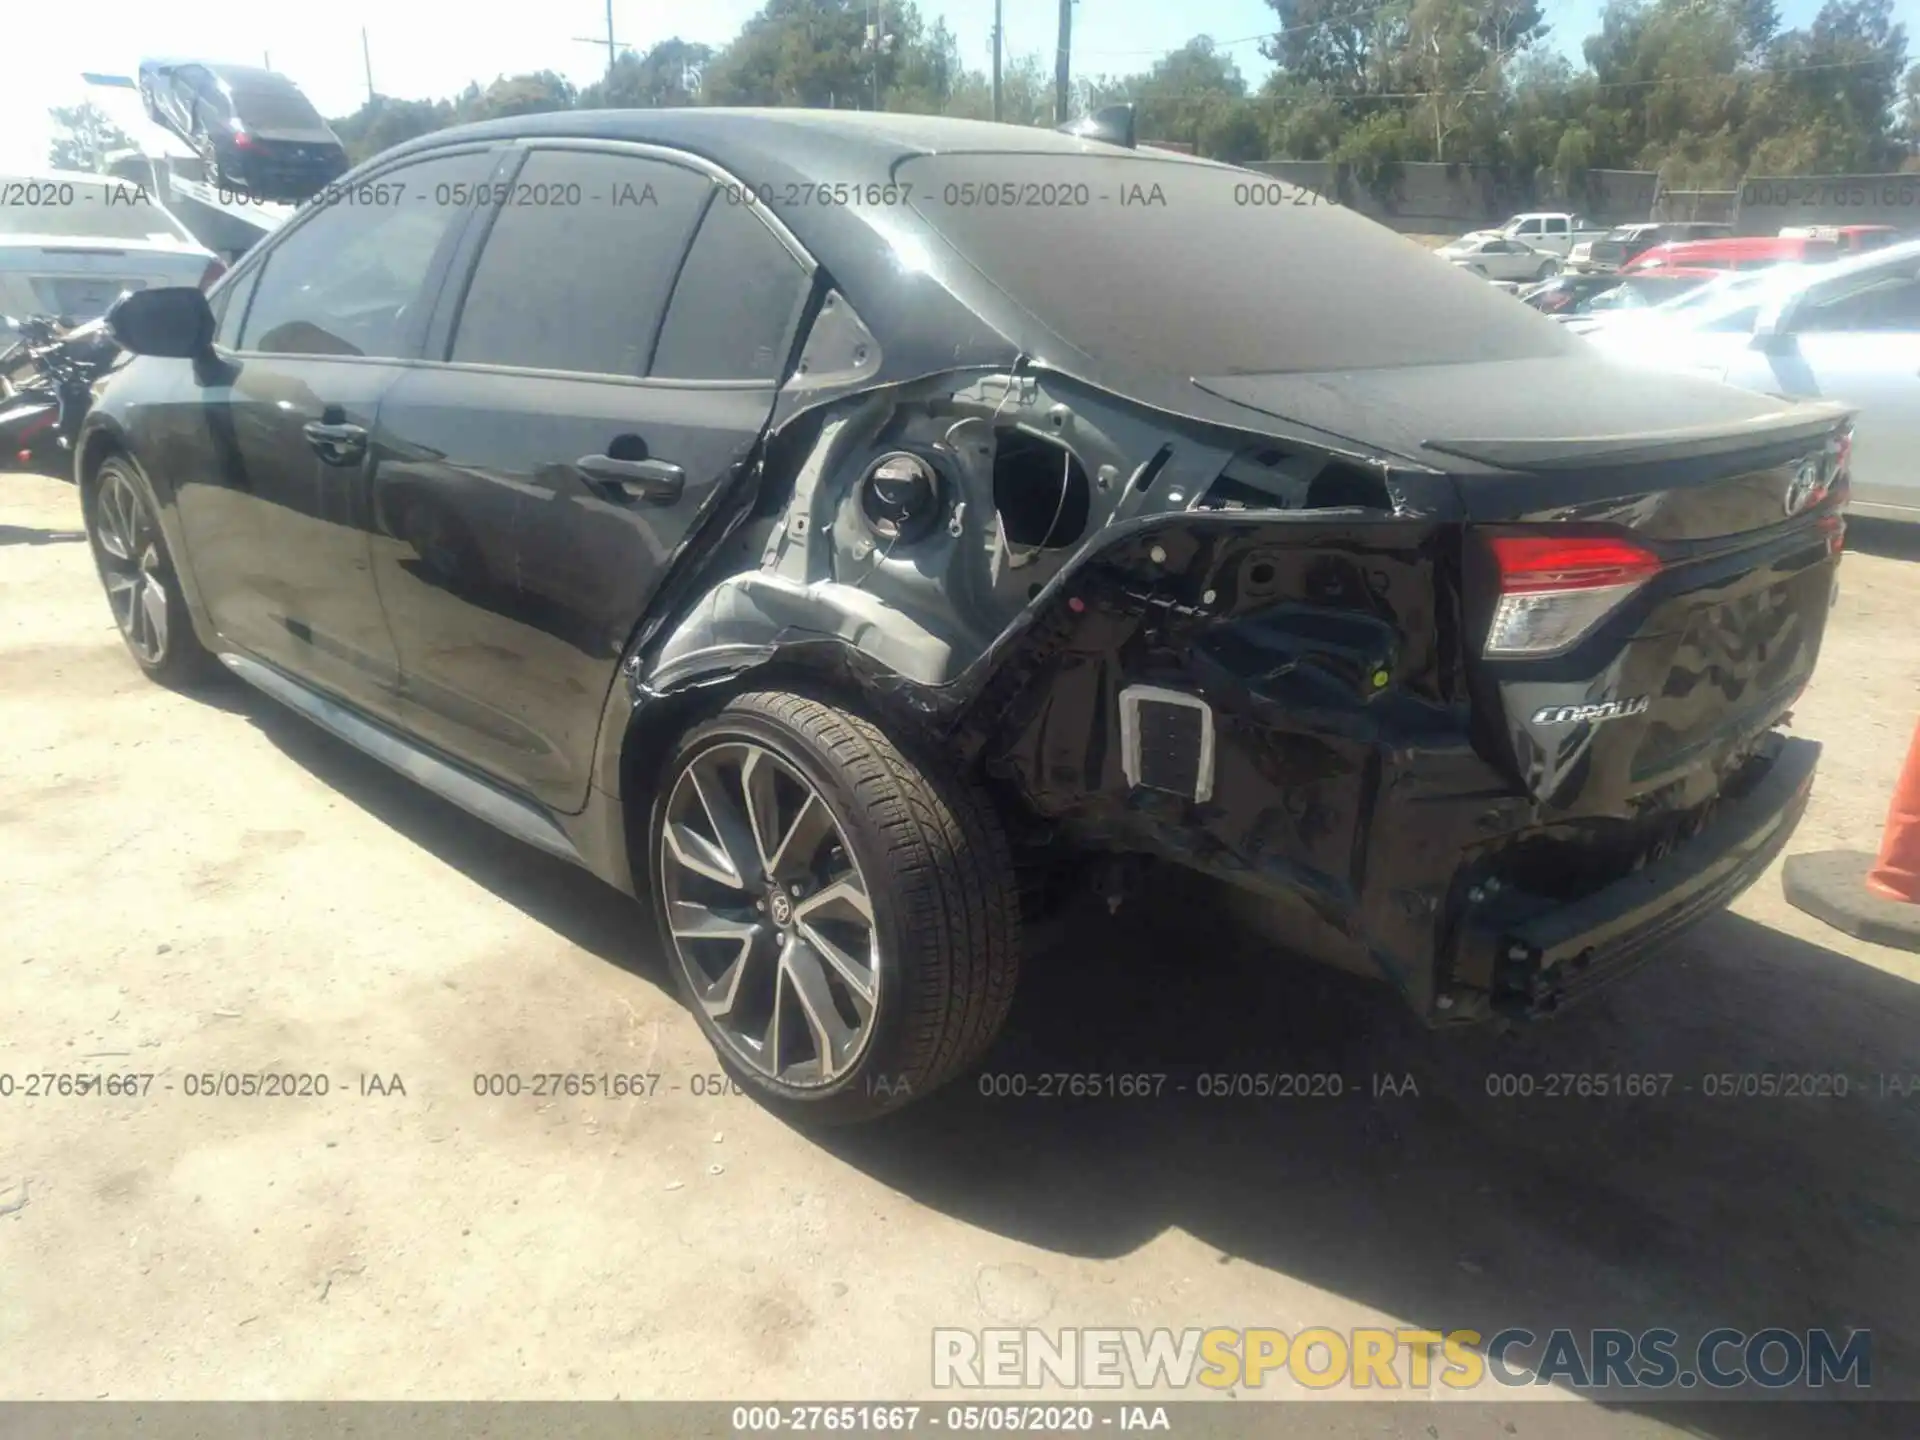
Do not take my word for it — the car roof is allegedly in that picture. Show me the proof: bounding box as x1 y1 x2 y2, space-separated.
404 107 1220 172
146 59 287 87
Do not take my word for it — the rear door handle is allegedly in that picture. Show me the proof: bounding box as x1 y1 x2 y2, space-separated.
303 420 368 466
576 453 685 504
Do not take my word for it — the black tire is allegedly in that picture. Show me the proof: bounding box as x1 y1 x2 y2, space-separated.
84 453 219 688
650 690 1021 1125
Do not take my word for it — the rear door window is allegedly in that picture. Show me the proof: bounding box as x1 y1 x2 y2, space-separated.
650 197 812 382
447 149 712 377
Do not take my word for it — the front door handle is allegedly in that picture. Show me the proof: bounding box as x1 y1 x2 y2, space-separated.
303 419 368 466
576 453 685 504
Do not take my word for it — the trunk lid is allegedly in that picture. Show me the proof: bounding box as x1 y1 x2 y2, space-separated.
1445 417 1849 816
1194 355 1851 817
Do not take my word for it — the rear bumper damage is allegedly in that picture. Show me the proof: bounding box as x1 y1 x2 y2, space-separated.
1453 734 1819 1017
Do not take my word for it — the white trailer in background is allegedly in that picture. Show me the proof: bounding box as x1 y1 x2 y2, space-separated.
82 72 295 262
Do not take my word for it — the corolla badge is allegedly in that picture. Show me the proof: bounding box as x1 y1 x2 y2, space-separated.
1784 459 1826 517
1531 696 1651 726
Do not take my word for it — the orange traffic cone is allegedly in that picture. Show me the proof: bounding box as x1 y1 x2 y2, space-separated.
1784 714 1920 951
1866 720 1920 903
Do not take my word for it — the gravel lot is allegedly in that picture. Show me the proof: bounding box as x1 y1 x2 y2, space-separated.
4 471 1919 1435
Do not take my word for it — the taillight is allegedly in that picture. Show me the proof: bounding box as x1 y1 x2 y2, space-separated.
1818 512 1846 557
1484 532 1663 658
233 130 253 149
198 258 228 291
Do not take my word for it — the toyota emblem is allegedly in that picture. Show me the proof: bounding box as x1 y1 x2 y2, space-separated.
1784 460 1824 517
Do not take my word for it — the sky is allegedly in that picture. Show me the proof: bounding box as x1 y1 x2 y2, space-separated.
0 0 1889 175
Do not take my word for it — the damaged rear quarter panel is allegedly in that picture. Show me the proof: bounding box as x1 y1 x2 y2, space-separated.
638 363 1505 1009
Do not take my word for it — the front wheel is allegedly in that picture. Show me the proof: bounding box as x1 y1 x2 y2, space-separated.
1536 259 1561 280
85 454 217 686
650 691 1021 1125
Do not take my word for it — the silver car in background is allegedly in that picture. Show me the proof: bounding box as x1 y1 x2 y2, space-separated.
1437 232 1563 283
1583 240 1920 523
0 170 223 333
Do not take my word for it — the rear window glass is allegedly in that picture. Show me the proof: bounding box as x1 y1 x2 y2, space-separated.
227 84 327 132
0 179 190 242
900 153 1577 376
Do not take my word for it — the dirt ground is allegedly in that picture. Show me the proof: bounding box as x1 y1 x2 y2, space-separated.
4 471 1920 1435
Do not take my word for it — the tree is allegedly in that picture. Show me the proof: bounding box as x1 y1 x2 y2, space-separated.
945 53 1055 125
1084 37 1269 161
705 0 927 109
47 102 135 173
577 39 714 109
1263 0 1410 95
328 96 457 165
457 71 578 121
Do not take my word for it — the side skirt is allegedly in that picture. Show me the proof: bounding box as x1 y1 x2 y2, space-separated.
219 652 587 870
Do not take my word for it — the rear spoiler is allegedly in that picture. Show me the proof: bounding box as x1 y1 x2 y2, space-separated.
1056 104 1137 150
1422 402 1854 471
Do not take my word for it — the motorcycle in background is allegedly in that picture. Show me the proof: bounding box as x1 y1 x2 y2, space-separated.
1 314 123 477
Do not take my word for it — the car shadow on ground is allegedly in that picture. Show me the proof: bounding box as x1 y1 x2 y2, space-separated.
1845 518 1920 563
222 680 1920 1438
227 676 662 974
823 870 1920 1438
0 523 86 546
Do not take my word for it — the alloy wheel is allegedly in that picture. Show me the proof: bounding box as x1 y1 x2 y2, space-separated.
94 468 170 665
659 740 880 1088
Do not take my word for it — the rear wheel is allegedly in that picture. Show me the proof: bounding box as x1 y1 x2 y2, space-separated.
1536 259 1561 280
650 691 1021 1125
85 455 217 687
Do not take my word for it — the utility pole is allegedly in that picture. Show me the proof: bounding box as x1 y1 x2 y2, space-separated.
992 0 1003 122
362 28 375 103
1054 0 1073 126
573 1 625 92
865 0 893 112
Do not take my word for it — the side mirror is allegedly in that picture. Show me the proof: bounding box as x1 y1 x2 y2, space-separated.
107 286 214 360
1057 103 1137 150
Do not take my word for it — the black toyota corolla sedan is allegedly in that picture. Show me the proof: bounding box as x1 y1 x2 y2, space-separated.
76 109 1850 1123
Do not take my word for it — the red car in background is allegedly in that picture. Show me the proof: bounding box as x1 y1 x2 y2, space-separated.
1625 234 1841 273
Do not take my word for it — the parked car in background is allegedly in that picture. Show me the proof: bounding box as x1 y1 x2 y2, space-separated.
138 60 350 204
1585 238 1920 523
0 170 223 332
1567 221 1733 273
73 109 1848 1123
1779 223 1900 256
1520 268 1717 318
1560 267 1806 338
1486 211 1608 257
1626 233 1840 273
1439 232 1562 282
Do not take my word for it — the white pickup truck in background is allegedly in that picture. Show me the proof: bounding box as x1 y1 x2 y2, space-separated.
1485 212 1610 256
